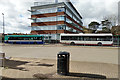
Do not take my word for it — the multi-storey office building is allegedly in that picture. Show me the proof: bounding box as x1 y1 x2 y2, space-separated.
30 1 83 41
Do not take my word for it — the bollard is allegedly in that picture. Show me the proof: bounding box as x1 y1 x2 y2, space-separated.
57 51 70 75
0 53 5 67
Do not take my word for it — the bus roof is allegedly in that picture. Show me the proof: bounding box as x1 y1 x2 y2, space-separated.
5 35 43 37
60 33 113 36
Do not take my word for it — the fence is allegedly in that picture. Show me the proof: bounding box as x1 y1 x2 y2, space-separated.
0 34 2 43
113 35 120 46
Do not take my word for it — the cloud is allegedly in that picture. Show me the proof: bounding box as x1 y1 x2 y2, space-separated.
72 0 119 27
0 0 34 34
0 21 3 33
0 0 119 33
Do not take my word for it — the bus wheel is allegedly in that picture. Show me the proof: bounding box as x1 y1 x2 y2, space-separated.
97 42 102 46
70 42 75 45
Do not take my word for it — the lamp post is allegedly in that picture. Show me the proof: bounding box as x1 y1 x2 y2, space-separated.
2 13 5 35
2 13 5 43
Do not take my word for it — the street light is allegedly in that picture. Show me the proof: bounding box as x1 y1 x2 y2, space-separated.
2 13 5 35
2 13 5 43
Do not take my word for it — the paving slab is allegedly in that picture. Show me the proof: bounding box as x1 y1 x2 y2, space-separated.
1 57 118 80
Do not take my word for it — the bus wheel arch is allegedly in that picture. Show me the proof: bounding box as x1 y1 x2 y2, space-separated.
70 42 75 45
97 42 102 46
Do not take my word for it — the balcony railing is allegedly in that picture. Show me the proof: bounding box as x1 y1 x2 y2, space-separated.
34 2 55 6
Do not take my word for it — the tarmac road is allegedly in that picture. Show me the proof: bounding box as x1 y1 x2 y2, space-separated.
1 44 119 65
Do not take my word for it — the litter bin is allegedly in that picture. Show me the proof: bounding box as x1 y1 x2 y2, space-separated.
57 51 70 75
0 52 5 67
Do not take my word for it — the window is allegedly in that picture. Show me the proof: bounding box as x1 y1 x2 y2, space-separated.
57 25 65 30
99 36 112 41
58 16 65 21
61 36 112 41
66 18 72 23
8 37 43 40
32 7 57 15
61 36 79 40
66 18 81 30
66 9 72 17
84 37 90 41
57 7 65 12
35 17 57 22
31 26 57 30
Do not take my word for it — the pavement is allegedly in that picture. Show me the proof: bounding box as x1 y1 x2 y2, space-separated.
1 57 119 79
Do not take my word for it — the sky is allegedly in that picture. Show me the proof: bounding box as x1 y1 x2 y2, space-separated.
0 0 119 34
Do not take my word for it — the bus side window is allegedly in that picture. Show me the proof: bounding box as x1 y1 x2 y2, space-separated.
84 37 90 41
61 36 65 40
31 38 33 40
38 37 41 40
106 37 112 41
33 37 37 40
73 36 78 40
79 36 83 41
67 36 70 40
92 37 97 41
77 36 79 40
97 38 100 41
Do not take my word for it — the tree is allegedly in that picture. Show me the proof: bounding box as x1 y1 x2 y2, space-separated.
83 27 95 33
111 26 120 35
102 27 111 33
100 15 117 33
88 21 100 30
96 27 111 33
102 15 117 28
101 20 112 29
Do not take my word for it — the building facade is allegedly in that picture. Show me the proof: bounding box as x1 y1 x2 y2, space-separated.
30 1 83 41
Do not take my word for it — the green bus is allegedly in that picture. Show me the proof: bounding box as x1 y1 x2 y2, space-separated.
4 35 44 44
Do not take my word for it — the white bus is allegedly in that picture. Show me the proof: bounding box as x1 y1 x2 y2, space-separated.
60 33 113 46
